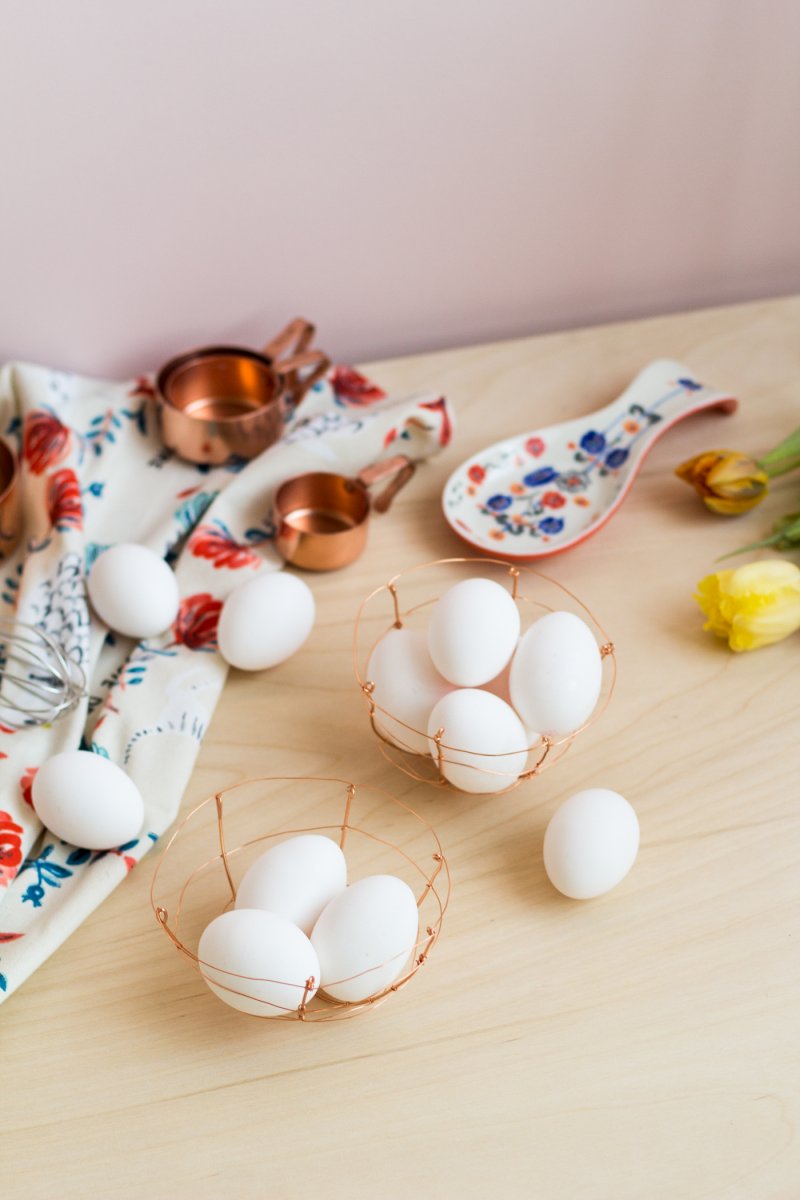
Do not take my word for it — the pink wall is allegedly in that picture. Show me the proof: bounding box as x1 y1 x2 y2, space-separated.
1 1 799 376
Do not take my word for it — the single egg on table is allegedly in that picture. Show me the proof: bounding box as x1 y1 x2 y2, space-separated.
311 874 419 1003
88 543 180 639
198 908 320 1017
217 570 315 671
235 834 347 936
427 688 531 794
32 749 144 850
543 787 639 899
427 577 520 687
510 610 602 737
366 627 454 754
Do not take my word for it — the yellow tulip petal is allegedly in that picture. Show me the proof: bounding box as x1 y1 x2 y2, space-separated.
677 450 769 515
695 559 800 652
706 454 768 493
727 559 800 591
704 494 765 516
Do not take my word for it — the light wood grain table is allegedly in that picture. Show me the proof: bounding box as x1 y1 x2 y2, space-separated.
6 297 800 1199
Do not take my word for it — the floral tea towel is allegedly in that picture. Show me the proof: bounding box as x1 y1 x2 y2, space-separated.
0 361 453 1001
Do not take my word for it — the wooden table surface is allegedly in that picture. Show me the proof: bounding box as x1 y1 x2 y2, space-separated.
6 297 800 1199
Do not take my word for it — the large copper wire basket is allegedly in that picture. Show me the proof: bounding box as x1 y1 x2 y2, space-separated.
151 775 450 1021
353 557 616 795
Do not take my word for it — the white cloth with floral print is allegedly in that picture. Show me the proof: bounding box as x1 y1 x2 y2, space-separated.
0 362 453 1001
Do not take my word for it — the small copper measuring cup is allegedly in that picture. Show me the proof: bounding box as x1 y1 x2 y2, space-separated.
274 456 416 570
155 318 330 465
0 439 21 560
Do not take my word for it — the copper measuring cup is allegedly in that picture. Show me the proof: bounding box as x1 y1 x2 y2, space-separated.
0 439 21 560
155 318 330 465
274 456 416 570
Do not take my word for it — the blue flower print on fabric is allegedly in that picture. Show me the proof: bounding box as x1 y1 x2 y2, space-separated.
19 845 73 908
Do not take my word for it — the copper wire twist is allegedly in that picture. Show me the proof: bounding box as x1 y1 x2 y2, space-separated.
353 556 617 795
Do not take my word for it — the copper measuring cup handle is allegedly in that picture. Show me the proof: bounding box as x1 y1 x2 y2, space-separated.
261 317 316 360
358 455 416 514
261 318 330 410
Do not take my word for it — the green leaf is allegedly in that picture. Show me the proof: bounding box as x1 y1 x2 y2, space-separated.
760 453 800 479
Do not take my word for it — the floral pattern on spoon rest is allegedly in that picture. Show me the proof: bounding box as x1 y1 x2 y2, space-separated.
442 359 737 559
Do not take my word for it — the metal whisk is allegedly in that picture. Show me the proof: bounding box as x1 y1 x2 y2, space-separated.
0 618 86 729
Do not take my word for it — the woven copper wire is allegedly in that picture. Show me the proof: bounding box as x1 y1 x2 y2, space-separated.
353 556 617 795
150 775 450 1022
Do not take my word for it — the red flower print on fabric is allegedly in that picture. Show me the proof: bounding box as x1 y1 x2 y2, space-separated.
541 491 566 509
330 366 386 406
19 768 37 807
0 811 24 886
129 376 156 399
171 594 223 650
48 469 83 532
525 437 545 457
188 523 261 571
23 408 71 475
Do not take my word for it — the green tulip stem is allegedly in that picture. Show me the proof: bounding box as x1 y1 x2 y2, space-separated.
760 455 800 480
719 512 800 560
759 425 800 466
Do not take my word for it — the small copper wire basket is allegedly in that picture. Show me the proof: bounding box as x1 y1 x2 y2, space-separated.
151 775 450 1021
353 557 616 795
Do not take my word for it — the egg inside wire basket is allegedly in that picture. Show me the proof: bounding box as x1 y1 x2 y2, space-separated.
353 557 616 796
151 775 450 1021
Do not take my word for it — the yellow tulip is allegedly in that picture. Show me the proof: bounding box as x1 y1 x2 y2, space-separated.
676 450 768 515
696 559 800 651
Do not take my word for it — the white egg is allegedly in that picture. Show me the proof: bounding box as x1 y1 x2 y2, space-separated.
88 543 180 639
235 834 347 935
198 908 320 1017
427 578 520 687
311 874 419 1002
427 688 530 794
543 787 639 899
509 610 602 736
218 571 314 671
32 749 144 850
366 628 454 754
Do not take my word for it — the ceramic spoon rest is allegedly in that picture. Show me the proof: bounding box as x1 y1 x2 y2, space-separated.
441 359 737 559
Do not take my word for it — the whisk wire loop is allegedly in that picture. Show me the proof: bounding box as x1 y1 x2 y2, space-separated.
0 618 86 729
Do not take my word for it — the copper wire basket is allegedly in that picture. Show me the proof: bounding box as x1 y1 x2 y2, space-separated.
353 557 616 795
151 775 450 1021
